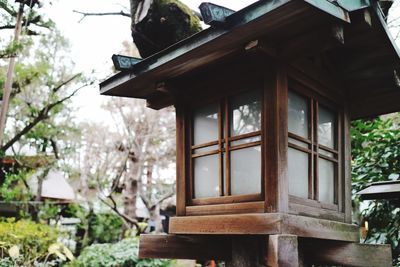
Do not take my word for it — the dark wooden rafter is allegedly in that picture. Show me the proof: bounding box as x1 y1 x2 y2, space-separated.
278 23 344 60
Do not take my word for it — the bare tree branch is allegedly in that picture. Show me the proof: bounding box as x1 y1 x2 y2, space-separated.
52 73 82 93
110 152 129 193
0 1 17 16
2 79 87 152
73 10 130 23
139 184 174 210
50 138 59 159
99 195 141 235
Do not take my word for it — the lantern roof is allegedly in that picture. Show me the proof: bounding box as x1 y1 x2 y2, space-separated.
100 0 400 119
357 180 400 200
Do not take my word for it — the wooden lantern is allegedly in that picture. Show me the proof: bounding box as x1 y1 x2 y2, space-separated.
100 1 398 266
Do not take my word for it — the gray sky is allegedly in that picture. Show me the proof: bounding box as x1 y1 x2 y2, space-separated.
43 0 257 124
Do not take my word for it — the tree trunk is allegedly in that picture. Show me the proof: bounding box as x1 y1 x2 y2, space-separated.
149 203 163 233
123 157 139 223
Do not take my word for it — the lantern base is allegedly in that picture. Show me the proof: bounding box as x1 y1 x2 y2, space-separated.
169 213 358 242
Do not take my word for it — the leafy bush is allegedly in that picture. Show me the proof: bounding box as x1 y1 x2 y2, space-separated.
0 170 32 202
0 218 73 266
68 237 173 267
89 213 124 244
352 117 400 195
351 115 400 264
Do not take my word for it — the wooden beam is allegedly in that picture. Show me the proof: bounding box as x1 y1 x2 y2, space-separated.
281 214 358 242
280 23 344 60
186 201 264 216
175 104 187 216
139 234 231 260
266 235 301 267
350 89 400 119
169 213 359 242
300 238 392 267
169 213 282 235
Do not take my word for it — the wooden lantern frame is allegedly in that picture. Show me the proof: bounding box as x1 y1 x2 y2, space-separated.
99 0 399 265
172 56 350 223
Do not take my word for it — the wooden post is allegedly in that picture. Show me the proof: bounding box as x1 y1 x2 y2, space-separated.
0 2 24 147
225 237 265 267
266 235 301 267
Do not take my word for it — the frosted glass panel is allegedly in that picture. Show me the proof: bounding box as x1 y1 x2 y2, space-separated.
318 158 335 203
193 103 219 145
231 146 261 195
230 90 262 136
288 91 308 138
288 148 309 198
194 154 219 199
318 106 335 148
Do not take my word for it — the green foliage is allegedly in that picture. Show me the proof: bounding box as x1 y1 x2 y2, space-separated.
89 213 124 244
0 40 23 59
352 117 400 195
63 204 124 245
351 114 400 263
0 258 14 267
67 237 173 267
38 201 62 222
0 218 66 266
0 169 32 201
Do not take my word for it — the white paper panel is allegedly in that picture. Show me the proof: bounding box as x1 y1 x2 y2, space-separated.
318 106 335 149
231 146 261 195
318 158 335 204
194 154 219 199
193 102 219 145
288 90 309 138
288 147 309 198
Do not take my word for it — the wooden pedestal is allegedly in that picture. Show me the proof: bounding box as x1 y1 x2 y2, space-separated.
139 214 391 266
139 234 392 267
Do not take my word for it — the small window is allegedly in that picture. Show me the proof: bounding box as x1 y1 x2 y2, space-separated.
288 91 310 199
288 89 339 205
191 89 263 202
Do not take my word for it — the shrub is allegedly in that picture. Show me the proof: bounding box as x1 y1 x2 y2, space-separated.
0 218 73 266
89 213 124 244
68 237 173 267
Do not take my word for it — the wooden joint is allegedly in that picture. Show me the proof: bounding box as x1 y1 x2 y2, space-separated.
363 9 372 27
245 38 278 58
155 82 171 94
146 81 177 109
